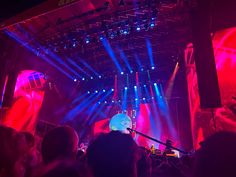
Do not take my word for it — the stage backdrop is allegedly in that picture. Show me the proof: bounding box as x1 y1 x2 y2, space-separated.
2 70 45 133
186 27 236 149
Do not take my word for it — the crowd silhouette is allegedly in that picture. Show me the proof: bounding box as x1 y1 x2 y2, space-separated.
1 124 236 177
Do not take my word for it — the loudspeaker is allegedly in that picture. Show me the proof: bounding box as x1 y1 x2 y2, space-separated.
191 0 221 108
2 72 18 107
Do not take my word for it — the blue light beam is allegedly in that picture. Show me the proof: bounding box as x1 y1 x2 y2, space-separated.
146 38 155 68
102 38 123 73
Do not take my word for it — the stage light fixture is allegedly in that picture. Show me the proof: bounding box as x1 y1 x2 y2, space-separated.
99 75 102 78
112 100 115 103
104 101 107 104
151 66 155 70
130 70 133 73
151 97 154 99
72 42 76 47
87 91 90 94
90 76 93 79
143 97 146 100
85 37 90 44
135 98 138 101
121 71 124 75
141 68 144 71
73 78 77 82
134 86 137 89
111 88 114 92
103 89 106 92
99 35 104 41
95 90 98 93
150 22 155 27
98 101 101 104
136 26 141 31
124 87 128 90
123 30 128 35
82 78 85 81
144 85 146 87
108 31 116 39
154 83 157 86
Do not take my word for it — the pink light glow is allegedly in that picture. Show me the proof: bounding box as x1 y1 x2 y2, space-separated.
3 70 45 133
187 27 236 149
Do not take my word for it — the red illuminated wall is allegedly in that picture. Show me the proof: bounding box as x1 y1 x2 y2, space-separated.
2 70 45 133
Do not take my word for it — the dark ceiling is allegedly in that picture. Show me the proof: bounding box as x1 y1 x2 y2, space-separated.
0 0 46 22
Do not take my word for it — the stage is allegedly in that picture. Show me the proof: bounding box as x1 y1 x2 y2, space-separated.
1 0 236 152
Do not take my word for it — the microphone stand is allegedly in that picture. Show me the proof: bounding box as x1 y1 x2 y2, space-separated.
127 128 188 154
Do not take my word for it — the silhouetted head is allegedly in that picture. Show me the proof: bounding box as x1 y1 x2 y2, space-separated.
42 126 79 164
193 131 236 177
41 161 91 177
0 125 18 170
86 131 138 177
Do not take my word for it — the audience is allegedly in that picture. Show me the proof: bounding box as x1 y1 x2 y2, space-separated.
193 131 236 177
0 125 19 177
41 160 91 177
137 147 152 177
1 124 236 177
41 126 79 164
86 131 139 177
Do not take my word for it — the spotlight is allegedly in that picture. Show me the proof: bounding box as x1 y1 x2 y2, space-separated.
130 70 133 73
72 42 76 47
82 77 85 81
87 91 90 94
90 76 93 80
99 35 104 41
121 71 124 75
95 90 98 93
143 97 146 100
99 75 102 78
104 101 107 104
151 96 154 99
112 100 115 103
111 88 114 92
85 37 90 44
98 101 101 104
134 86 137 89
141 68 144 71
144 85 146 87
135 98 138 101
124 87 128 90
108 31 116 39
150 22 155 27
73 78 77 82
118 100 121 102
154 83 157 86
151 66 155 70
136 26 141 31
103 89 106 92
